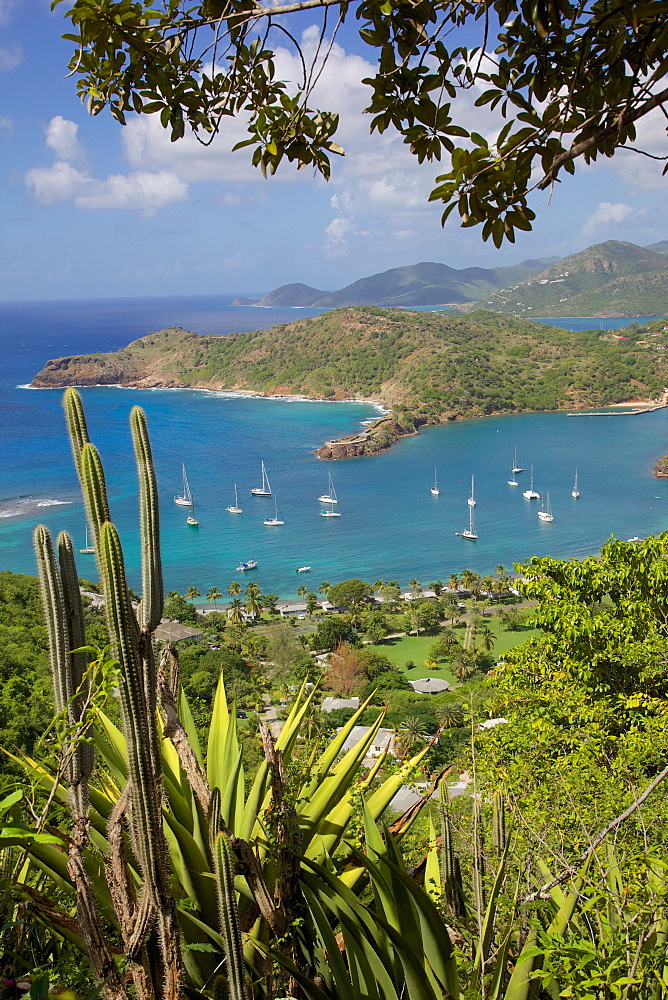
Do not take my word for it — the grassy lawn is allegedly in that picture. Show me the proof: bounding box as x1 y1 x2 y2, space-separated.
368 616 539 683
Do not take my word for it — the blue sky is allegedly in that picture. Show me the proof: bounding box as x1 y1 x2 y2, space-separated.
2 0 668 301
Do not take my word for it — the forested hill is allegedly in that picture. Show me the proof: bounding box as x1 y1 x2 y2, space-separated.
255 258 558 307
476 241 668 317
33 308 668 432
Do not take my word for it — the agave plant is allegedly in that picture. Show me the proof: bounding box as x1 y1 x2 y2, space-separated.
14 390 439 1000
12 389 666 1000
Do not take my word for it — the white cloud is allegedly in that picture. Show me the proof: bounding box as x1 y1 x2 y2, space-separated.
0 42 21 72
610 105 668 191
76 171 187 210
0 0 17 24
583 200 634 235
25 161 87 205
25 117 188 212
45 116 87 165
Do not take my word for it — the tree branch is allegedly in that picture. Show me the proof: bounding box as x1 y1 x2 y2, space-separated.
538 84 668 189
522 763 668 903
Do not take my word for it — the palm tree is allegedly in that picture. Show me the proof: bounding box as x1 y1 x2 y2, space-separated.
227 580 242 597
306 592 319 617
477 625 495 653
206 586 222 609
184 586 200 603
244 581 262 619
460 569 479 594
297 585 309 599
436 702 465 730
452 654 475 682
396 716 430 759
227 598 245 626
318 581 330 596
428 579 444 597
448 573 460 592
373 579 385 594
409 578 423 599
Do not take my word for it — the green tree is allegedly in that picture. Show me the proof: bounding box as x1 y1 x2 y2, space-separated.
428 580 444 597
206 586 222 608
244 581 262 619
184 585 200 603
227 597 245 626
318 580 330 596
327 578 373 609
305 592 319 617
409 579 423 599
396 716 430 759
56 2 668 243
164 590 199 625
227 580 241 597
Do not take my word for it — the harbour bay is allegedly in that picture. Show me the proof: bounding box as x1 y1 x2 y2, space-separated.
2 295 667 598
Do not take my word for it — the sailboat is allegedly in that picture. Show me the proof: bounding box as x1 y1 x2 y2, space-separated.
571 470 580 499
458 502 478 540
319 473 338 504
538 493 554 522
468 475 476 507
263 496 284 525
186 500 199 527
523 466 540 500
226 484 243 514
507 463 519 487
236 546 257 571
512 448 524 474
250 461 272 496
320 503 341 517
174 464 194 506
79 525 95 554
431 468 440 496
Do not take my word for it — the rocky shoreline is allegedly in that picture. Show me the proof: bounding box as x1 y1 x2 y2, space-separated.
654 456 668 478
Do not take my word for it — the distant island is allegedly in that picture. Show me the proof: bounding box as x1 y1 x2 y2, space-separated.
246 258 558 308
237 240 668 317
477 241 668 318
32 307 668 459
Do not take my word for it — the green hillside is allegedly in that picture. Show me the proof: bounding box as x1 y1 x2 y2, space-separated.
258 258 557 307
33 308 668 427
477 241 668 317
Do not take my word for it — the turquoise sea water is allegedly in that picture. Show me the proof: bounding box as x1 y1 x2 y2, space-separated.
2 296 667 598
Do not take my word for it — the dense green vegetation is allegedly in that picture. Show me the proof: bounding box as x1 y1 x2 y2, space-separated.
34 307 668 428
479 240 668 317
5 389 668 999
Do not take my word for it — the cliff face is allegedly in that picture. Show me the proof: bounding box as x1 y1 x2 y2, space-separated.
32 328 202 389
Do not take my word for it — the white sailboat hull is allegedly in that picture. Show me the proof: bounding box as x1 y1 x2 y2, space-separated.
538 512 554 521
461 530 478 539
227 506 243 513
264 518 284 525
251 488 271 496
523 490 540 499
508 479 519 486
174 496 191 506
571 491 580 499
320 510 341 517
236 560 258 571
318 495 338 503
431 487 440 496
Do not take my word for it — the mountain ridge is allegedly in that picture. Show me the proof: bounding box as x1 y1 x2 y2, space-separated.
256 258 560 308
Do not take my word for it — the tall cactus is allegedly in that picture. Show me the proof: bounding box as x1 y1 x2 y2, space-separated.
34 524 126 1000
213 833 251 1000
491 791 507 857
438 781 467 920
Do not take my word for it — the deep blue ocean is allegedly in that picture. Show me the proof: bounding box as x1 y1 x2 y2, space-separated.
2 295 667 599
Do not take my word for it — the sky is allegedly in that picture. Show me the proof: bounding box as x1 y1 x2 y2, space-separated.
1 0 668 301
